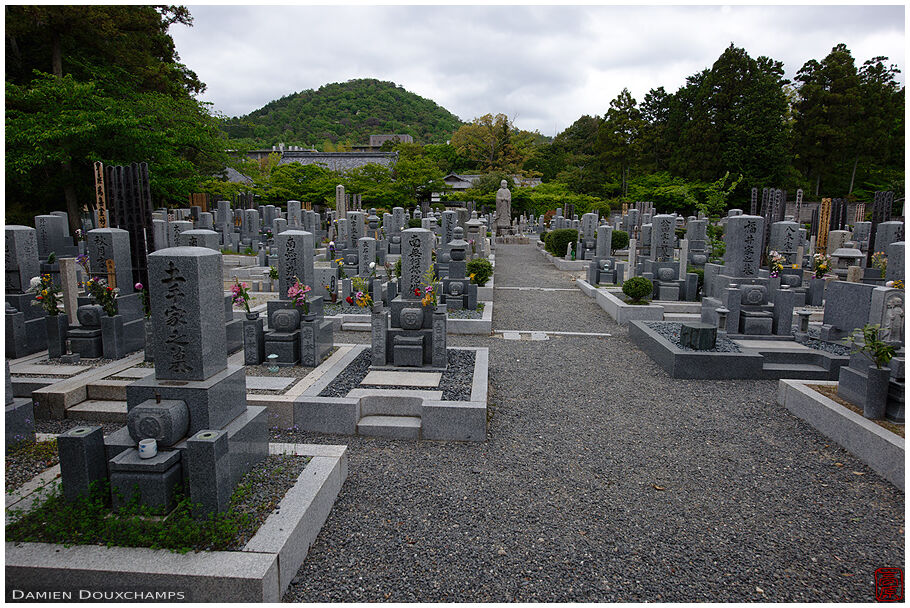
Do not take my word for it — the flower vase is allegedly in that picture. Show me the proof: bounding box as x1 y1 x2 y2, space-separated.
864 366 891 420
246 311 260 321
45 314 68 359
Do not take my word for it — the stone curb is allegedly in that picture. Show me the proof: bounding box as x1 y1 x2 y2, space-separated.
777 379 904 490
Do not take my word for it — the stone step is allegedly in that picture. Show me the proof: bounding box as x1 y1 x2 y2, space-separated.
663 313 703 322
340 322 371 332
86 379 133 401
66 399 128 423
658 302 702 313
761 363 832 380
356 415 421 440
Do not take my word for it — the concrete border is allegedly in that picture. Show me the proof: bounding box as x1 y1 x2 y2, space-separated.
537 248 590 271
592 286 664 324
446 302 493 335
5 443 347 602
777 379 904 490
628 321 766 379
294 345 489 441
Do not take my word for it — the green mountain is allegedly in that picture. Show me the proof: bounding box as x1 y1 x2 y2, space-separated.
220 78 464 148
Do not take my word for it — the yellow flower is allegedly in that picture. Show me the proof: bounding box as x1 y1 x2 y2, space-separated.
41 289 48 296
469 273 476 280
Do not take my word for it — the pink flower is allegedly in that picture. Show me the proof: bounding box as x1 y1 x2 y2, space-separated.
135 282 143 290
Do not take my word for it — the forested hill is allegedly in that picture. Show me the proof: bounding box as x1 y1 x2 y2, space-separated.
220 78 464 148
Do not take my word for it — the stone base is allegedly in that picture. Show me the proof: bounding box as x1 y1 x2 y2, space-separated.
109 449 182 514
125 365 247 436
226 319 243 354
106 405 269 490
69 328 103 358
264 332 300 366
6 313 48 359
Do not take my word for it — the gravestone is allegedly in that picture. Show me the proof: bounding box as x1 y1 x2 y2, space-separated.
873 221 904 255
276 230 315 295
650 215 675 262
5 226 40 293
336 185 347 219
94 246 268 516
769 221 800 265
358 237 377 278
169 220 193 248
287 200 302 228
724 215 764 278
178 229 220 251
87 228 134 293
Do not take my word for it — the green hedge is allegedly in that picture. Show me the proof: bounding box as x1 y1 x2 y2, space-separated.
611 230 629 253
407 218 422 228
545 229 578 257
466 258 493 286
622 276 653 304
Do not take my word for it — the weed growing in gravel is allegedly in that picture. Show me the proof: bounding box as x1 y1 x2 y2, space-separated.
6 439 58 493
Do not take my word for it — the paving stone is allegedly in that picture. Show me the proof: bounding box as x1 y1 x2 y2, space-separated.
246 376 296 391
361 370 442 387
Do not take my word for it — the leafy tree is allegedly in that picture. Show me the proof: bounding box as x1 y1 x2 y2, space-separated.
597 88 643 197
792 43 863 196
5 6 226 228
449 113 542 173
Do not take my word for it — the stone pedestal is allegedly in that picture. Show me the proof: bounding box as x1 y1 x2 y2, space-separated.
46 314 69 359
243 314 265 365
100 314 125 359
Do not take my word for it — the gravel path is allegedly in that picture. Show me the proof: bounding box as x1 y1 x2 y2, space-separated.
282 243 903 602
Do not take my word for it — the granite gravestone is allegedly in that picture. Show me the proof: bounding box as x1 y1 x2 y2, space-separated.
87 228 134 293
276 230 316 296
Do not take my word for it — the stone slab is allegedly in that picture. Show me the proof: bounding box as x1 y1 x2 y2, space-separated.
246 376 295 391
361 370 441 387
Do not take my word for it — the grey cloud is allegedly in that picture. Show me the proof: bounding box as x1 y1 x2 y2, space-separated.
172 5 904 136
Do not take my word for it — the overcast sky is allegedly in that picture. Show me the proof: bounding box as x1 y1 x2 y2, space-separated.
170 4 905 138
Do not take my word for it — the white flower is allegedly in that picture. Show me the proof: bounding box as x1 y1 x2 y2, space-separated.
329 241 335 246
369 262 376 269
28 277 42 292
886 281 895 287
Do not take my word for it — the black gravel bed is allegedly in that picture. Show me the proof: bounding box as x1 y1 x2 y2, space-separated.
34 419 124 436
6 439 58 492
11 372 73 379
279 243 903 603
324 302 370 316
793 331 853 356
34 357 108 367
645 321 742 352
318 348 475 401
224 454 310 551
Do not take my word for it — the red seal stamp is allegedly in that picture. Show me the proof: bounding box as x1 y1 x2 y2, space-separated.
875 567 904 602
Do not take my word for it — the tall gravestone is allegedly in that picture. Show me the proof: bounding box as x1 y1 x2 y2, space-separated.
336 185 347 219
358 237 377 278
769 221 800 265
287 200 302 228
87 228 134 293
276 230 315 295
650 215 675 262
724 215 765 278
5 226 40 293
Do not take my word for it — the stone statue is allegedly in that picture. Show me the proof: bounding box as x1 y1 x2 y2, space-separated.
882 294 904 343
494 180 511 236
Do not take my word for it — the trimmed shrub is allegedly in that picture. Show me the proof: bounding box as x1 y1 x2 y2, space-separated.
611 230 629 253
466 258 493 286
407 218 422 228
539 230 548 242
687 265 704 289
622 276 653 304
545 229 578 257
